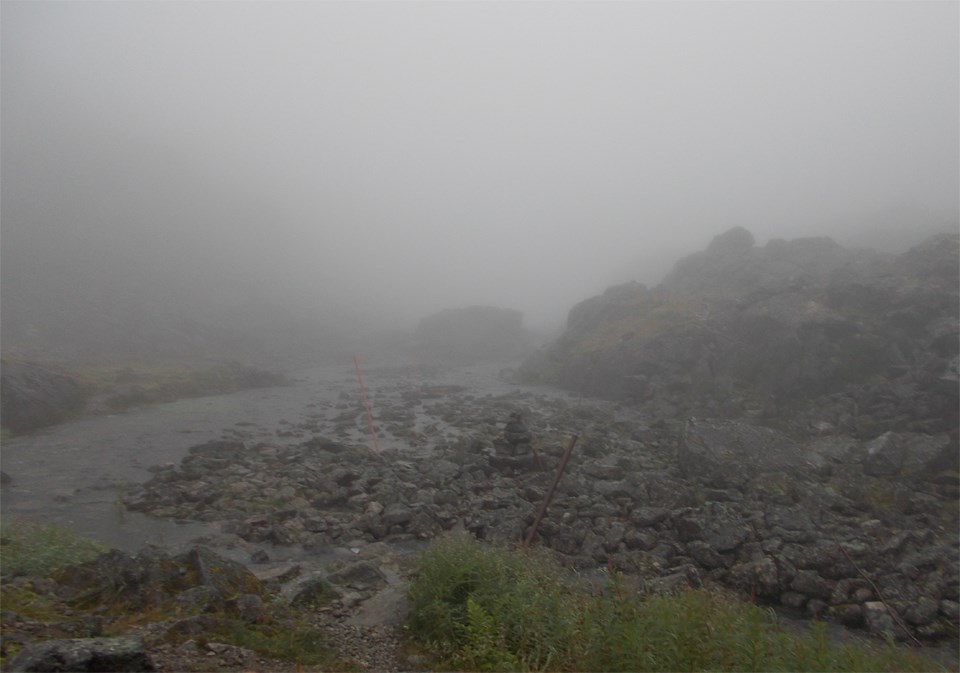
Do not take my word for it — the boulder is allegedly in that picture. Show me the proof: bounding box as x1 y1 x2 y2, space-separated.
0 361 86 433
54 546 265 611
326 560 387 592
4 636 155 672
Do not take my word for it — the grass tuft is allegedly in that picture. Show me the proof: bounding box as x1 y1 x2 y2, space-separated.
0 518 108 577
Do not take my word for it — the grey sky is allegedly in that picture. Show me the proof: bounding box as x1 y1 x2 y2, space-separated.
3 1 958 331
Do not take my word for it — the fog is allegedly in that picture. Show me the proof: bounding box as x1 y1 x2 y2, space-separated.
2 1 958 356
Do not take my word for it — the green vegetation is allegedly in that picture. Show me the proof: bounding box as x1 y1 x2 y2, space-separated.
407 534 944 672
207 616 339 669
0 518 108 576
570 292 709 356
0 520 342 670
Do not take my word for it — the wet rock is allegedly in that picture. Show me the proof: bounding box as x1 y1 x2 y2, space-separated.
327 561 387 592
790 570 835 600
862 601 896 639
5 635 155 672
285 574 341 608
727 557 779 599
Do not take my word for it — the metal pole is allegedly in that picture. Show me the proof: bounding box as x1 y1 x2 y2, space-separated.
353 354 380 455
523 434 578 548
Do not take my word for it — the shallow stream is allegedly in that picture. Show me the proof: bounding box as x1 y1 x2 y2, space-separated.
0 360 559 556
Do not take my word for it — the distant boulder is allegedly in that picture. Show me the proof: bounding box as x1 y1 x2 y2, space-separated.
0 360 86 433
413 306 533 363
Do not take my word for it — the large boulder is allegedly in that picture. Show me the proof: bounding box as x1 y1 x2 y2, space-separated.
4 636 155 672
0 360 86 433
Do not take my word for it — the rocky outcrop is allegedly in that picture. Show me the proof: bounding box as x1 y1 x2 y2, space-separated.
1 543 412 672
0 361 86 433
53 546 266 614
519 231 959 437
4 636 155 672
413 306 534 363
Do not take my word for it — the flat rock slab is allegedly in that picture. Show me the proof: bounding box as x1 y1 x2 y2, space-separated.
5 636 156 672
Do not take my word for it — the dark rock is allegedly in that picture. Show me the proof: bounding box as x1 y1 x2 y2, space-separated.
286 574 340 607
686 541 726 569
381 503 413 528
862 601 896 638
903 597 940 626
630 507 670 527
326 561 387 592
0 361 86 433
827 603 863 627
4 635 155 672
727 557 780 599
790 570 835 600
673 504 751 552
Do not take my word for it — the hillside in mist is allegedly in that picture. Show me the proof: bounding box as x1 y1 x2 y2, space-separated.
521 228 959 439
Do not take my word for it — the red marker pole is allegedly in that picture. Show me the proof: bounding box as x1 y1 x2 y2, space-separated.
353 354 380 455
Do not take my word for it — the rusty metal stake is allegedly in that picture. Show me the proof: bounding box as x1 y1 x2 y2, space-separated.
523 434 578 548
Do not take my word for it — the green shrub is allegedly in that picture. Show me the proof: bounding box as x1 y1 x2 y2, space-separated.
0 518 108 576
408 534 945 672
209 617 336 668
408 532 578 670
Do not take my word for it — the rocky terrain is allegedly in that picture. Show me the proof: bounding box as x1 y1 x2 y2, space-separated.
3 230 957 670
113 367 958 649
1 541 421 671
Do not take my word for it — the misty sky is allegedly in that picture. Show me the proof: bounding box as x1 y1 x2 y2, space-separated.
2 1 958 332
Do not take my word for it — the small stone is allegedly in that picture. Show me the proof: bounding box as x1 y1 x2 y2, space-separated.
862 601 895 638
